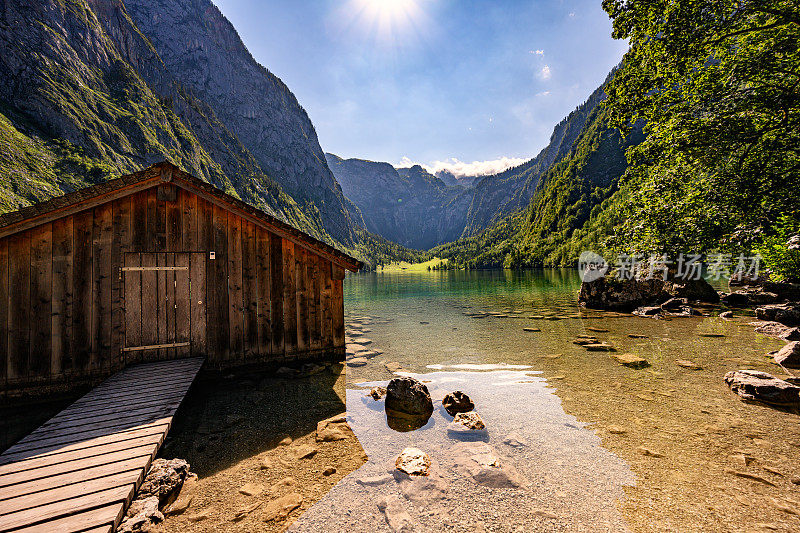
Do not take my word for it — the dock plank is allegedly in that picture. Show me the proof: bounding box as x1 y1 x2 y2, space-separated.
0 484 133 531
0 434 163 477
0 425 169 466
1 469 143 515
10 504 121 533
0 445 155 491
0 358 202 532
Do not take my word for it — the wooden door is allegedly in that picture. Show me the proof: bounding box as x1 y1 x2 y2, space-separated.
123 253 193 362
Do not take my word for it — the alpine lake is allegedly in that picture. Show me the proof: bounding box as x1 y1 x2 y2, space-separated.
290 268 800 533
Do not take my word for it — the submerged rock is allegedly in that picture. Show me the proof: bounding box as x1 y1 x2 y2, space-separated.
450 442 527 489
316 413 353 442
385 377 434 418
293 444 318 459
377 497 415 533
165 474 198 516
231 501 263 522
356 473 394 486
238 482 264 496
754 322 800 340
263 492 303 521
610 353 649 369
441 391 474 416
584 343 616 352
675 360 703 370
395 447 431 476
448 412 488 438
724 370 800 406
775 342 800 369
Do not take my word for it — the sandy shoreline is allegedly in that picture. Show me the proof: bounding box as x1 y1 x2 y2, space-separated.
152 363 367 532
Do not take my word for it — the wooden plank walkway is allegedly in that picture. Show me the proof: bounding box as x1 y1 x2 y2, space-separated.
0 358 204 533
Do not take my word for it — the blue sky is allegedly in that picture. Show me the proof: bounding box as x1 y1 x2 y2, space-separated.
212 0 628 176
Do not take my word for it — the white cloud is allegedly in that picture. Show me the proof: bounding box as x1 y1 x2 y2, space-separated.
529 49 544 55
540 64 552 79
398 157 528 179
536 90 551 97
569 12 576 17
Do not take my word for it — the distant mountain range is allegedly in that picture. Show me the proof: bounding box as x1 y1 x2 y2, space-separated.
325 154 470 250
327 79 630 253
434 170 483 189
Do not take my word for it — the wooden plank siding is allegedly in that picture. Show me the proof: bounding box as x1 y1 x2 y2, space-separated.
1 181 350 396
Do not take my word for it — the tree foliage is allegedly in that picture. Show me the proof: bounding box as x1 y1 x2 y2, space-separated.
602 0 800 255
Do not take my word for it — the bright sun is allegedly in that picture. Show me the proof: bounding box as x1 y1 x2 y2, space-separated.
344 0 426 48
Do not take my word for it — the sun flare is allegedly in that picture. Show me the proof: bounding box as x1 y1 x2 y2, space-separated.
342 0 428 48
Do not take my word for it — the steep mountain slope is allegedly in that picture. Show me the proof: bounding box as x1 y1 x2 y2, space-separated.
461 83 609 237
0 0 358 243
431 100 644 268
326 153 469 249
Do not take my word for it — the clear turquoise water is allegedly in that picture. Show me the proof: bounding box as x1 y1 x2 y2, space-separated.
293 269 799 532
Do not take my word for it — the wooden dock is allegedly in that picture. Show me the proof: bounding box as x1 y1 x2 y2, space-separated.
0 358 204 533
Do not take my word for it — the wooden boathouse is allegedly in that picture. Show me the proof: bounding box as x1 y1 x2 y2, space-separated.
0 162 362 397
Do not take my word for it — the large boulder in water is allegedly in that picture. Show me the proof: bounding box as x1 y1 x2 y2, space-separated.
724 370 800 406
385 377 433 431
756 304 800 326
579 272 719 311
579 276 667 311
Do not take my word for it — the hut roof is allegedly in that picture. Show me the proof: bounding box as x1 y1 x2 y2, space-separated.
0 162 362 272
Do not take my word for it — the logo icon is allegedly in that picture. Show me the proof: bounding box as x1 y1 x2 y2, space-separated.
578 251 608 282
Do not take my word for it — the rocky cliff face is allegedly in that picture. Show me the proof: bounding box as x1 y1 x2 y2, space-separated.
0 0 358 243
326 154 469 250
123 0 360 242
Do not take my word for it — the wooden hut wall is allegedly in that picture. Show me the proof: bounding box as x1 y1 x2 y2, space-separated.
0 184 345 392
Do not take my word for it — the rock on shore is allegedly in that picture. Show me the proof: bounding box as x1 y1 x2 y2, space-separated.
774 342 800 369
756 303 800 326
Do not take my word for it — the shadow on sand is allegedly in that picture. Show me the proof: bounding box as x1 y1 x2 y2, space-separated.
160 363 348 477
